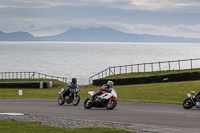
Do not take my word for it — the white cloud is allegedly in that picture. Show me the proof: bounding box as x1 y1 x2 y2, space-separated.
1 0 200 38
119 23 200 38
106 0 200 13
1 15 200 39
2 0 200 13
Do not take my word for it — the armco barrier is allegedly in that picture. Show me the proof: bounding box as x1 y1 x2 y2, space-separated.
93 72 200 86
0 81 52 89
89 58 200 84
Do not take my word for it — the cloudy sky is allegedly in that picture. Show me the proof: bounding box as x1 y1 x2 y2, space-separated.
0 0 200 38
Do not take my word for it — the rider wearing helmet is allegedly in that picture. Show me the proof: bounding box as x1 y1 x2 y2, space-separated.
71 78 77 86
92 81 114 100
62 78 78 100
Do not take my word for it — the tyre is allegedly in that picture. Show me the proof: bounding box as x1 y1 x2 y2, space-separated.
106 100 117 110
183 98 194 109
84 98 93 109
58 96 65 105
73 95 80 106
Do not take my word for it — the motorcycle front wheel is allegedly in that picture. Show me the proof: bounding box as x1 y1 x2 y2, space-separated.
58 96 65 105
183 98 194 109
73 95 80 106
84 98 93 109
106 100 117 110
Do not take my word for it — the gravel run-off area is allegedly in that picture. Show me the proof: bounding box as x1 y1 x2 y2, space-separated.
1 114 200 133
0 114 158 133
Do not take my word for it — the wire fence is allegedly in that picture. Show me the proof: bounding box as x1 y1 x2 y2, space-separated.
89 58 200 84
0 72 67 83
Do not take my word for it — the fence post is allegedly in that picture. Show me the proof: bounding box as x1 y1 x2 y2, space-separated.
109 67 114 75
168 61 170 70
120 66 121 74
191 59 193 69
178 60 180 70
159 62 161 71
151 63 153 72
144 63 146 72
137 64 139 72
131 65 133 73
32 72 35 79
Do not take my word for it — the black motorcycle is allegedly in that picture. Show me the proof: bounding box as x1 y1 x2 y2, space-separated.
58 88 80 106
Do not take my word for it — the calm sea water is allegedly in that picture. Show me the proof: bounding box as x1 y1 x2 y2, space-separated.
0 42 200 84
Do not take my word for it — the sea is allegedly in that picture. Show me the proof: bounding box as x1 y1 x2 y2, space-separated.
1 41 200 85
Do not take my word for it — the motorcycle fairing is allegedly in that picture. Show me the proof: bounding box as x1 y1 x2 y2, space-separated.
98 93 113 99
196 102 200 108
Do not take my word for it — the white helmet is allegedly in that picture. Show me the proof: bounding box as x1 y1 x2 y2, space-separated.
107 81 114 88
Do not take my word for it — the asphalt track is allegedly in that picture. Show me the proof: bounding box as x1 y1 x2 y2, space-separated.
1 99 200 132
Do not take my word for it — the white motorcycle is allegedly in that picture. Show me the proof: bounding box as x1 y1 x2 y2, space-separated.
84 88 117 110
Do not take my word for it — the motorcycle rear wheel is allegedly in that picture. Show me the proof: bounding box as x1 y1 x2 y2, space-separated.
106 100 117 110
58 96 65 105
183 98 194 109
84 98 93 109
73 95 80 106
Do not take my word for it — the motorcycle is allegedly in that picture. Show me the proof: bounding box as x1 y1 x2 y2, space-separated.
58 88 80 106
183 91 200 109
83 88 117 110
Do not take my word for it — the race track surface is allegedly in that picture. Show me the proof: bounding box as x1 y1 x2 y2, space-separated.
1 99 200 131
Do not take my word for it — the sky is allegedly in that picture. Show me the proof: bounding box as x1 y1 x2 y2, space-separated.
0 0 200 38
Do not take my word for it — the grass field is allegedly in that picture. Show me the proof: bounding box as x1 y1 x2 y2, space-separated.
0 78 200 104
0 119 133 133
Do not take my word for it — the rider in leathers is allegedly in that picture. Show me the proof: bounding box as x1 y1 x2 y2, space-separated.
92 81 114 100
63 78 78 100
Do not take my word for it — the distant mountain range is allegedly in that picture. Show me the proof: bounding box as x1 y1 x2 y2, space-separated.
1 27 200 43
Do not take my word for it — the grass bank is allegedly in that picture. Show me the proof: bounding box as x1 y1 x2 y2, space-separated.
0 119 133 133
0 79 199 104
102 68 200 79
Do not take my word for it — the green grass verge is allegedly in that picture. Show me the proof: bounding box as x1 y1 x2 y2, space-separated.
0 79 199 104
0 119 133 133
0 79 67 99
114 80 200 104
102 68 200 79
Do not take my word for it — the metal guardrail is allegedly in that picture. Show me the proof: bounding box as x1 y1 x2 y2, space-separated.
89 58 200 84
0 72 67 83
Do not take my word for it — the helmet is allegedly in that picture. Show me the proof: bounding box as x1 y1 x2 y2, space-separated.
72 78 77 84
107 81 114 88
